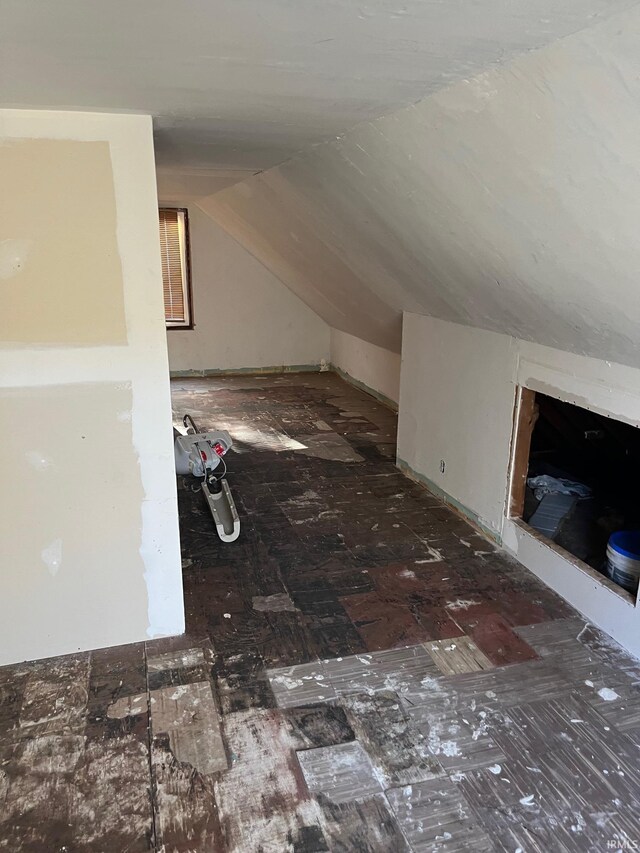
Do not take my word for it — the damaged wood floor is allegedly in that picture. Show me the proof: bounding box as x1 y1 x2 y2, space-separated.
2 372 640 851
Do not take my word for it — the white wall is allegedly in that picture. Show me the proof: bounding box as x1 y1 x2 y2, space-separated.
397 314 516 531
162 200 329 373
330 329 401 406
0 110 184 665
398 312 640 656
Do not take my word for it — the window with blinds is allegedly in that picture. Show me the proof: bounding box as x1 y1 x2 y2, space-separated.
159 208 193 328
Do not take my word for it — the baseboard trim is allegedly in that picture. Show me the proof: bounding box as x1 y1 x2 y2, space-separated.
331 365 398 412
170 364 323 378
396 457 502 546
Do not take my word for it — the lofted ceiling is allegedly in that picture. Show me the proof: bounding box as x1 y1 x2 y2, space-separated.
3 0 640 368
199 6 640 366
1 0 637 174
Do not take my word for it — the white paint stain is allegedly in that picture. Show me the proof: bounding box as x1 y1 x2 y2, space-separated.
488 764 502 774
41 538 62 576
285 489 320 505
419 675 442 690
25 450 52 470
441 739 460 757
519 794 535 806
576 623 590 642
415 544 443 562
446 599 477 611
107 692 147 719
426 719 460 757
570 814 587 833
148 647 206 673
169 685 189 700
597 687 620 702
398 569 416 579
273 675 304 690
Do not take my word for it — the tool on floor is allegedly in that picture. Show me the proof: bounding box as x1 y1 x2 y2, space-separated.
174 414 240 542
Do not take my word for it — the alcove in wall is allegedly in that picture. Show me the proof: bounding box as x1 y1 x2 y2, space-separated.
510 388 640 603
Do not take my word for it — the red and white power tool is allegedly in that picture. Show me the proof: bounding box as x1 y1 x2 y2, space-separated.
174 414 240 542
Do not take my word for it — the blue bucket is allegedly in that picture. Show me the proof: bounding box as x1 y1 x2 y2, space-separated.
607 531 640 594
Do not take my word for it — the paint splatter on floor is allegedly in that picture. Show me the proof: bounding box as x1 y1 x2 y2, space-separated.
1 373 639 851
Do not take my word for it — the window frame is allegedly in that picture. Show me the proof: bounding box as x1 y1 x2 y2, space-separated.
160 206 194 330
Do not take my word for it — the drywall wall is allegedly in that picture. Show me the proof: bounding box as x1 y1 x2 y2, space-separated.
398 312 640 656
0 138 127 345
3 0 635 171
0 109 183 665
162 200 329 373
1 383 148 661
201 5 640 367
330 329 401 406
397 314 516 533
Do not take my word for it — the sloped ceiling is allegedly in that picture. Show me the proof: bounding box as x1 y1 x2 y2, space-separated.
200 6 640 365
1 0 636 171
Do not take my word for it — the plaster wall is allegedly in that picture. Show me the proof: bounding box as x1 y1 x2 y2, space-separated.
398 312 640 656
0 138 127 345
163 200 329 374
201 5 640 367
330 329 401 406
0 110 183 665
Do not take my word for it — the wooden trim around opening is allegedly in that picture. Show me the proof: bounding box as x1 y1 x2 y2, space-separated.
508 387 537 518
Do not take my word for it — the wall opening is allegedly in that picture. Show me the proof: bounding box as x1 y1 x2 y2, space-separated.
510 388 640 602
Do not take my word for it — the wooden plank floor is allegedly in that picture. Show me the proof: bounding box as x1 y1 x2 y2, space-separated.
1 372 640 851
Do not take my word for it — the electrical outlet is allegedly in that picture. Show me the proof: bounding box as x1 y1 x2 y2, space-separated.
439 459 446 474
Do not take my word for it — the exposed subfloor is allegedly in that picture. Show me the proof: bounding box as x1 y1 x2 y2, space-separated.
2 372 640 851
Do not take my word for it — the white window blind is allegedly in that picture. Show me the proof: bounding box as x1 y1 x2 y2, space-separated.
159 208 192 327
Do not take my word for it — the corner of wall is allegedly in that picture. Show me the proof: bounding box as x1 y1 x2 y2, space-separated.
330 328 401 406
162 197 330 373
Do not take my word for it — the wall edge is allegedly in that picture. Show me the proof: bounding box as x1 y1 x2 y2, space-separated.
396 457 502 545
